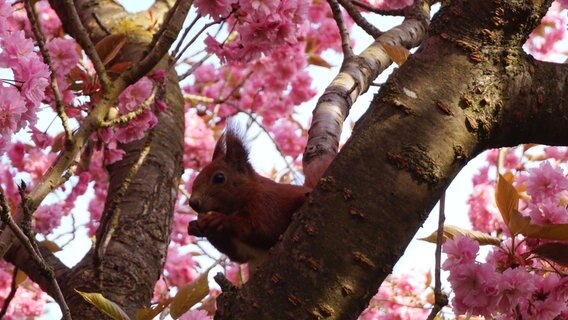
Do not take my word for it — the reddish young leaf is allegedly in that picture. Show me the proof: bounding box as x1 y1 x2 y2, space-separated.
94 34 128 66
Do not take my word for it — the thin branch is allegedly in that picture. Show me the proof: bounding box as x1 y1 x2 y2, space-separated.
25 0 73 146
172 15 229 66
91 12 111 36
60 0 111 88
0 190 71 320
351 0 406 16
337 0 383 39
170 13 203 61
116 0 193 92
100 85 158 127
178 52 213 81
426 191 448 320
0 267 19 318
24 0 74 144
328 0 355 57
18 187 72 320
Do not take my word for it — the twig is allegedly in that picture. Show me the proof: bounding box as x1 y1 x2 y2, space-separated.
426 191 448 320
337 0 383 39
115 0 192 92
61 0 111 88
327 0 355 58
99 85 158 127
214 272 236 292
0 190 72 320
351 0 406 16
0 267 19 318
178 52 213 81
172 15 229 65
91 12 112 35
24 0 74 144
170 13 202 61
178 185 191 203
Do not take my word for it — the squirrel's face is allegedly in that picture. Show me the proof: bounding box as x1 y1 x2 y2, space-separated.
188 159 254 214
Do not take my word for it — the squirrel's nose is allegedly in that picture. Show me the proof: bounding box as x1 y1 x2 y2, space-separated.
188 197 203 213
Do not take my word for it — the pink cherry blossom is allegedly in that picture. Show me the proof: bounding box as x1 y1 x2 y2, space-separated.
0 0 13 33
442 235 479 270
13 57 50 108
194 0 236 20
544 146 568 161
495 267 535 313
33 203 63 234
522 274 565 319
270 119 306 158
0 85 27 134
528 197 568 224
35 1 62 36
179 309 211 320
0 30 34 66
184 111 216 170
46 37 80 75
164 246 200 287
467 182 504 233
115 108 158 143
118 77 154 113
358 0 414 10
29 126 53 148
448 263 499 318
525 161 568 202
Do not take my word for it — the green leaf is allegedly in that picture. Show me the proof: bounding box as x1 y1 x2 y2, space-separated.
75 290 131 320
169 268 211 319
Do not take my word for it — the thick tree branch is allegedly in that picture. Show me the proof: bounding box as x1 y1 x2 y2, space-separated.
5 240 70 300
303 1 430 187
487 58 568 148
115 0 193 92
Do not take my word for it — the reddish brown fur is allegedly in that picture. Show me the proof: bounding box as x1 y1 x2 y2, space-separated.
188 124 310 267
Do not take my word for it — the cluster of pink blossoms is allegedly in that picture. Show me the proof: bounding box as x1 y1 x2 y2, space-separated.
0 0 50 153
0 261 47 319
525 2 568 62
359 270 432 319
446 146 568 318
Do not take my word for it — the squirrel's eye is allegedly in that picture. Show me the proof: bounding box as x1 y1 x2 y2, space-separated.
212 172 226 184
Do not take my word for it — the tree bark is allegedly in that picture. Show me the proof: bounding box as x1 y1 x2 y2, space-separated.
216 0 564 319
5 1 186 318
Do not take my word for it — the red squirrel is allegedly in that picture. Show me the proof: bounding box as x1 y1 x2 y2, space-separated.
187 122 311 270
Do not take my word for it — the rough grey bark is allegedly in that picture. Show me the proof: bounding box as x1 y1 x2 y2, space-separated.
216 0 567 319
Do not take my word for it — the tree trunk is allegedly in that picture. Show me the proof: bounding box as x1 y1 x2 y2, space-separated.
6 1 186 318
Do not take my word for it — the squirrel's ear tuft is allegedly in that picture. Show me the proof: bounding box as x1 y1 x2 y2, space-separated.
212 133 226 160
224 119 253 173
